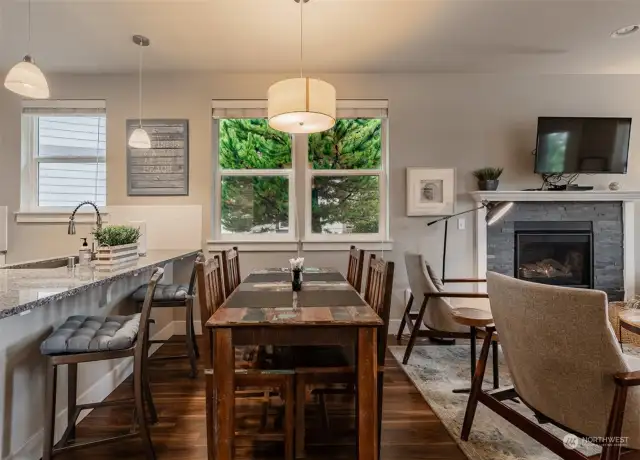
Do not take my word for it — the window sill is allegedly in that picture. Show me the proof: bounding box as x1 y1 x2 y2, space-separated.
15 210 111 224
207 239 393 253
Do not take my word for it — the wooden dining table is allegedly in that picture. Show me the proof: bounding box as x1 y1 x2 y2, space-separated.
204 267 383 460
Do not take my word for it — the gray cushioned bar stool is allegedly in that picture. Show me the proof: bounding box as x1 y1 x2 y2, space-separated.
40 267 163 460
130 252 202 378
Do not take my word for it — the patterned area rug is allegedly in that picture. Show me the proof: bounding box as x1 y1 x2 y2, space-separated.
389 344 640 460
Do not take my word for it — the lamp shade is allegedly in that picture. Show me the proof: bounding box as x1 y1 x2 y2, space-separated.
486 201 514 226
268 77 336 134
128 128 151 149
4 55 50 99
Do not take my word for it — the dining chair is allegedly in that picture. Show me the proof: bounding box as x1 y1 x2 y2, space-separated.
293 255 394 458
131 252 203 378
346 245 365 292
41 267 163 460
195 254 295 460
398 251 489 364
221 246 241 297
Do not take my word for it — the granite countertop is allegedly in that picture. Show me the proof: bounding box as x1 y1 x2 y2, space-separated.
0 249 200 320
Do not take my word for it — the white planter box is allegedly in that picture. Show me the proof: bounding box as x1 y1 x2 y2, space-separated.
94 243 139 271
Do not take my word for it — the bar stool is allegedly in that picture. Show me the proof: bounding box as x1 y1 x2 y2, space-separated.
130 252 202 378
40 267 163 460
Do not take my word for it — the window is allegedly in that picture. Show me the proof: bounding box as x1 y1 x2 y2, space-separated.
21 100 106 209
212 100 388 244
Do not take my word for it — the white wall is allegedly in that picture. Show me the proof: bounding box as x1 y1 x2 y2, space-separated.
2 73 640 318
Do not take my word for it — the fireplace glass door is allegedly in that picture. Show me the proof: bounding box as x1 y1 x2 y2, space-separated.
514 222 593 289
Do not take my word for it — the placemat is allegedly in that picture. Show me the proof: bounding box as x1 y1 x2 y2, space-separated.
225 290 293 308
303 272 346 282
298 289 366 308
244 272 291 283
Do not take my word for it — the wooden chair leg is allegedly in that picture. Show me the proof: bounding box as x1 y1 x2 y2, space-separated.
402 297 428 365
461 327 494 441
377 371 384 458
43 361 57 460
319 393 330 432
67 363 77 442
601 383 629 460
134 356 156 459
295 375 306 459
191 316 200 359
284 376 295 460
396 294 413 344
186 302 198 379
205 370 215 460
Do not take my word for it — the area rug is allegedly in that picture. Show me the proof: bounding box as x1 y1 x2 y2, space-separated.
389 344 640 460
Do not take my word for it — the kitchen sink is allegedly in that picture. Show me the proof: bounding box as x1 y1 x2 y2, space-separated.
2 256 79 269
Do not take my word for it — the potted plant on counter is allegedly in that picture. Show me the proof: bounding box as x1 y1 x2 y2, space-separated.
473 167 503 191
92 225 141 270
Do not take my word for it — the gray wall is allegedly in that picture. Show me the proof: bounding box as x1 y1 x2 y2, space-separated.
2 73 640 319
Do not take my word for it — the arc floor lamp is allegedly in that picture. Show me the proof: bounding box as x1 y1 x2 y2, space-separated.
428 201 514 279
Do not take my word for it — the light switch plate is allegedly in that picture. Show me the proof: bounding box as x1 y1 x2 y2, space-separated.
458 218 465 230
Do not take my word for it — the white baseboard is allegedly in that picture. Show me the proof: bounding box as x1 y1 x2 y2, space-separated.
7 321 176 460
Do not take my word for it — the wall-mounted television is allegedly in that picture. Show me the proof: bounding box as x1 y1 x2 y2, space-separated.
534 117 631 174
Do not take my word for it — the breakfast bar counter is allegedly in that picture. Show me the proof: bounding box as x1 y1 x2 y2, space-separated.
0 249 200 319
0 248 199 459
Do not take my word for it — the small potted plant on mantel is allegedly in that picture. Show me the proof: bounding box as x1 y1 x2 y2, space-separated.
92 225 141 271
473 167 504 191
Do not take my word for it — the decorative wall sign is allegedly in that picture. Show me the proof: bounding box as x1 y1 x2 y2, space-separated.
406 168 455 216
126 119 189 196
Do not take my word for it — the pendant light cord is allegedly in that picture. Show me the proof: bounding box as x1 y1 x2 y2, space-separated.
299 0 303 78
27 0 32 55
138 43 143 128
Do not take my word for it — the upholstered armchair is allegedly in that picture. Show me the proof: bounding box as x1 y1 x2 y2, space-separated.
462 272 640 460
398 252 491 364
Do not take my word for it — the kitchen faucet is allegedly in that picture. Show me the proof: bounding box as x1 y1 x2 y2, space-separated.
68 201 103 258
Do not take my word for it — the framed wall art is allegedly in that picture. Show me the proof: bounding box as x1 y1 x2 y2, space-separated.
406 168 455 216
126 119 189 196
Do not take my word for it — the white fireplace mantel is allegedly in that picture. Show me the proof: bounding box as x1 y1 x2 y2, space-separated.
470 190 640 299
470 190 640 203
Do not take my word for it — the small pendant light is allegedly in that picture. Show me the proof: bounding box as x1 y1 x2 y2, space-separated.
4 0 50 99
268 0 336 134
128 35 151 149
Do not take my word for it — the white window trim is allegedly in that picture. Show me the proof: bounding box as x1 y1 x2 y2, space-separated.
18 100 108 222
209 101 391 250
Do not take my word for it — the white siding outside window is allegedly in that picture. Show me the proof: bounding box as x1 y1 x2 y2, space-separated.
21 101 107 209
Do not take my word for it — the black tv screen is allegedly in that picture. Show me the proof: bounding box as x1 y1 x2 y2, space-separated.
535 117 631 174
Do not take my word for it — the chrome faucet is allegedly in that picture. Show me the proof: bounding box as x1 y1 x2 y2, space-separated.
67 201 103 235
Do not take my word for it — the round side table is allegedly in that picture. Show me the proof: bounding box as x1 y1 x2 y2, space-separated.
619 310 640 351
451 307 499 394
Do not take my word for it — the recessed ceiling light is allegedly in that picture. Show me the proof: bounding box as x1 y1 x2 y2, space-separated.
611 25 640 38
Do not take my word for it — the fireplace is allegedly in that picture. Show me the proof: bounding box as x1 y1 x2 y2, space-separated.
514 221 594 289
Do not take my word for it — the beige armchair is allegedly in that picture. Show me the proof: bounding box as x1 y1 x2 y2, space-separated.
398 252 490 364
462 272 640 460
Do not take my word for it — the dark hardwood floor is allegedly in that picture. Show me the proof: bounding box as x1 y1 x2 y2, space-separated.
62 336 466 460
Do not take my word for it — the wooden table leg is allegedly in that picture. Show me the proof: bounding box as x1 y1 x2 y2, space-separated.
357 327 378 460
213 328 234 460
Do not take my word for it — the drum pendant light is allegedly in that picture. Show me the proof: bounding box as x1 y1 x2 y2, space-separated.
268 0 336 134
128 35 151 149
4 0 50 99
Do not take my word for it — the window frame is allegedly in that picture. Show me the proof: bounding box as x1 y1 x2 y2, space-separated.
303 118 388 243
20 100 107 212
210 101 390 247
212 117 296 242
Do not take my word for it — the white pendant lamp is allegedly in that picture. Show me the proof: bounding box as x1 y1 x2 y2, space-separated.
268 0 336 134
128 35 151 149
4 0 50 99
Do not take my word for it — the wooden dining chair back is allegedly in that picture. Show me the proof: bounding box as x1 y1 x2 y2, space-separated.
346 245 365 291
363 256 395 366
195 254 226 321
222 246 241 297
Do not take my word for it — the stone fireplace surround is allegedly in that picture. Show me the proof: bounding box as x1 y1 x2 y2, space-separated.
471 191 640 301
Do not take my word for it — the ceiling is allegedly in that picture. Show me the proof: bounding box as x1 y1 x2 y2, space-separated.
1 0 640 74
